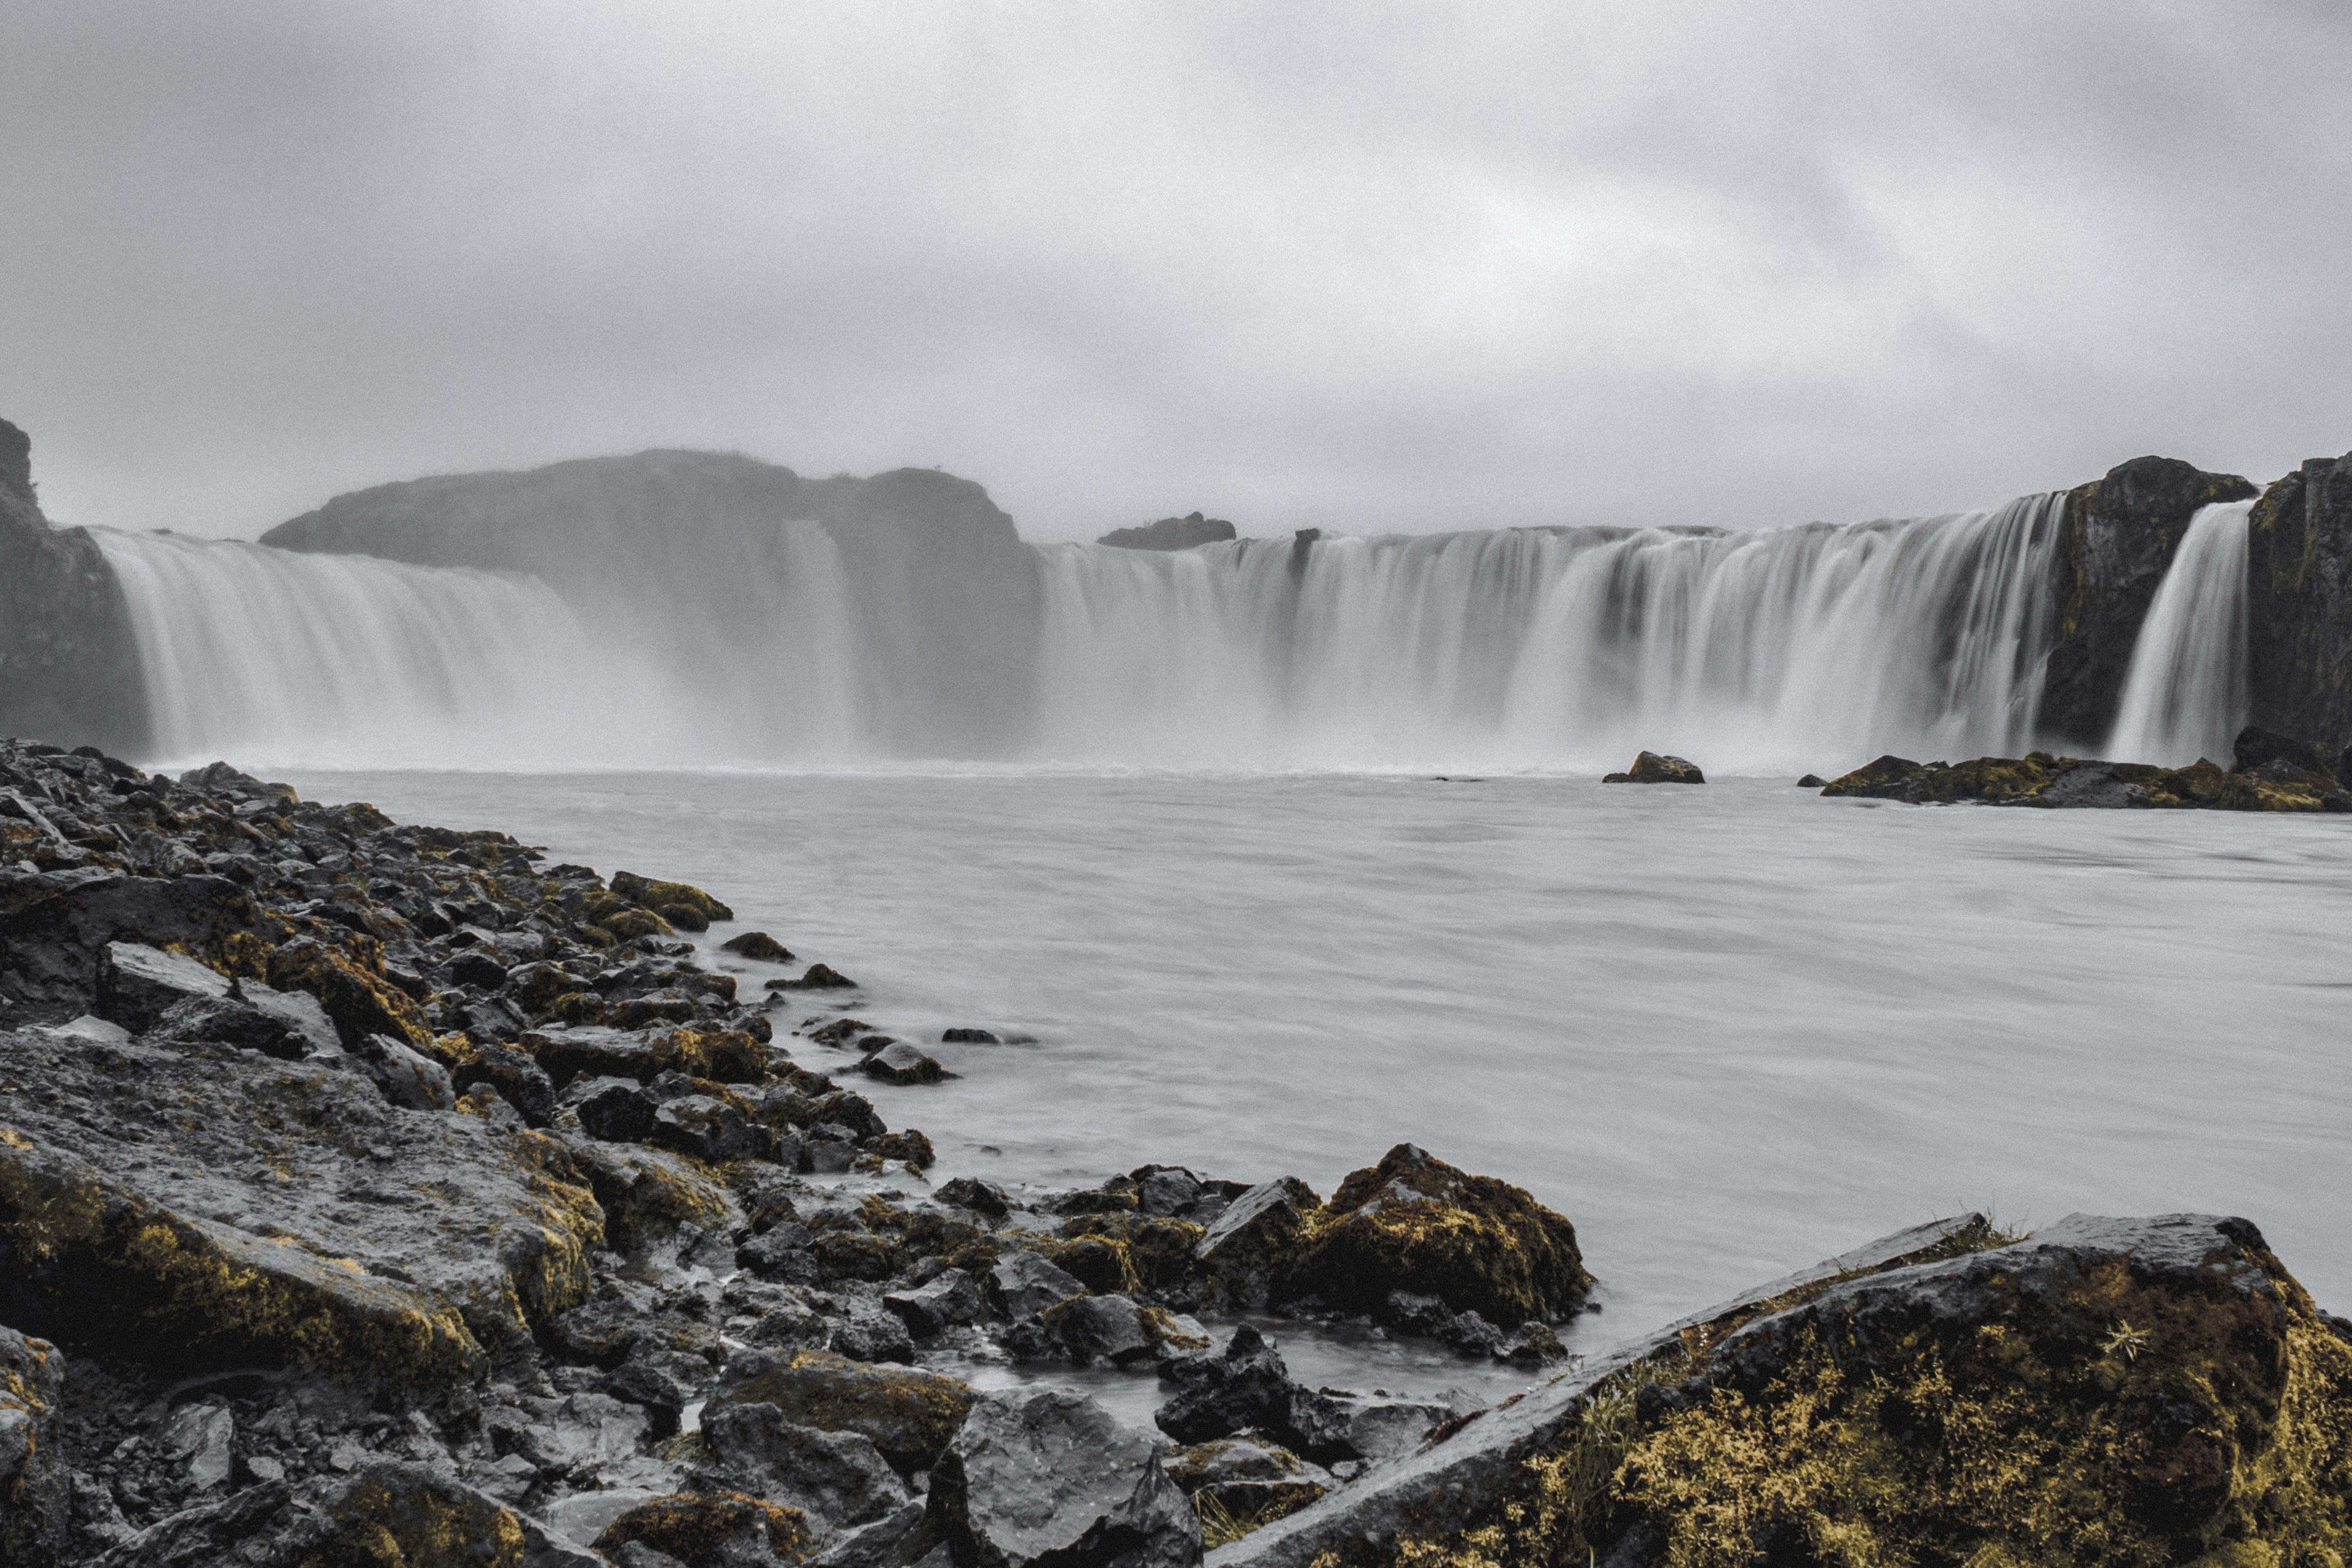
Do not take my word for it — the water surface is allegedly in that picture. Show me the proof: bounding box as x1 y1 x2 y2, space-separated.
279 769 2352 1340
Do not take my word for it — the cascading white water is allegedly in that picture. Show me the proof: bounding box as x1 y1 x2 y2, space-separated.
2106 500 2253 767
1030 494 2064 774
94 523 872 769
94 496 2092 774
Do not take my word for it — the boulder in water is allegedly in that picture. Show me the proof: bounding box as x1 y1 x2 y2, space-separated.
1099 511 1239 551
1601 751 1705 783
859 1039 948 1085
1795 773 1827 788
1275 1143 1591 1326
721 930 796 962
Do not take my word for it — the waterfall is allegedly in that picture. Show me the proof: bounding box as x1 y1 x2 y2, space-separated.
2106 500 2253 767
93 496 2080 774
1031 494 2063 774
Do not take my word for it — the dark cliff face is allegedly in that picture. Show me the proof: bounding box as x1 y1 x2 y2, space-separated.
2246 450 2352 745
0 420 149 755
263 450 1042 756
2037 454 2256 750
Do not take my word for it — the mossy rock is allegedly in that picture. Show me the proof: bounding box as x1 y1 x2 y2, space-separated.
1278 1144 1589 1327
1602 751 1705 785
595 905 676 943
265 935 433 1050
1335 1215 2352 1568
612 869 736 924
595 1490 813 1566
1058 1212 1208 1294
564 1140 738 1259
710 1349 976 1471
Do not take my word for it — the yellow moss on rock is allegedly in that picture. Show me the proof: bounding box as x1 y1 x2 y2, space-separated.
709 1350 976 1472
595 1491 813 1566
266 937 433 1049
1282 1143 1590 1327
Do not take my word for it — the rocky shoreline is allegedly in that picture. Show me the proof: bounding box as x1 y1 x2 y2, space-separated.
3 738 2349 1566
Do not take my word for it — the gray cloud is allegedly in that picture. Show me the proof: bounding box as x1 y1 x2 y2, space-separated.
3 1 2348 541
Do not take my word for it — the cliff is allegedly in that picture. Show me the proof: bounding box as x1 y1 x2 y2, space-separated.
262 450 1041 755
0 420 148 755
2037 454 2257 749
2246 449 2352 746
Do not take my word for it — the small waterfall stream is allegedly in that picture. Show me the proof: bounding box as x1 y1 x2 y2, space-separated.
2106 500 2253 767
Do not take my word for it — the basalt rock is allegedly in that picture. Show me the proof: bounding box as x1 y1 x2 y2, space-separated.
928 1390 1202 1568
709 1351 977 1473
698 1401 913 1528
2041 454 2258 748
2248 448 2352 747
0 1325 67 1568
0 1027 603 1390
1600 752 1704 785
1210 1213 2352 1568
1099 513 1239 551
1820 748 2352 812
0 420 148 756
1276 1144 1589 1328
593 1490 814 1568
723 932 797 963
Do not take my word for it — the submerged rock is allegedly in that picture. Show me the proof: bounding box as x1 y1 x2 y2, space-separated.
1600 752 1704 784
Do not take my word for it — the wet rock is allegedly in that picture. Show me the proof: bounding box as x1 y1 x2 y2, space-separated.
0 422 149 756
940 1027 1000 1044
1133 1167 1203 1218
1193 1178 1320 1309
2248 448 2352 743
0 1028 601 1389
883 1268 984 1338
1098 512 1238 551
1278 1144 1589 1327
450 1040 558 1126
0 1326 67 1567
858 1041 947 1086
1155 1326 1324 1451
447 948 510 990
86 1458 604 1567
96 941 237 1033
738 1223 818 1285
611 870 737 928
154 1400 234 1491
2043 454 2260 747
801 1499 928 1568
700 1401 913 1526
565 1074 662 1142
0 869 254 1016
988 1251 1087 1321
710 1350 978 1472
594 1491 812 1568
1035 1294 1161 1367
936 1177 1011 1220
1163 1436 1327 1537
1213 1213 2352 1568
929 1390 1200 1568
265 937 434 1052
1819 748 2351 812
774 963 858 992
652 1094 764 1163
351 1030 459 1111
565 1139 740 1259
831 1302 918 1365
861 1129 936 1170
1600 750 1705 784
721 932 796 963
1795 773 1827 788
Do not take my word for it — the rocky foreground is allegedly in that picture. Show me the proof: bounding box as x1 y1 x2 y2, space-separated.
2 737 2348 1567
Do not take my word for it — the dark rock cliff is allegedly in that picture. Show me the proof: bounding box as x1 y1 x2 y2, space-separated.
2246 450 2352 746
2037 454 2257 750
262 450 1041 755
0 419 148 755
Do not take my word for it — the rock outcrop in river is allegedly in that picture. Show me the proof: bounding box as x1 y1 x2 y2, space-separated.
258 450 1042 757
2037 455 2259 750
0 421 147 757
1815 723 2352 810
2248 448 2352 747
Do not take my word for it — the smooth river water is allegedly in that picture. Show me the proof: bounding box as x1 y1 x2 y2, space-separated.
276 768 2352 1348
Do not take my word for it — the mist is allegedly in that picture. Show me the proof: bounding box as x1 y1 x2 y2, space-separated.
5 1 2350 541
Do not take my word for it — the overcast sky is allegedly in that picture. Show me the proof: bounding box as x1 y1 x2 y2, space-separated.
4 2 2348 543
